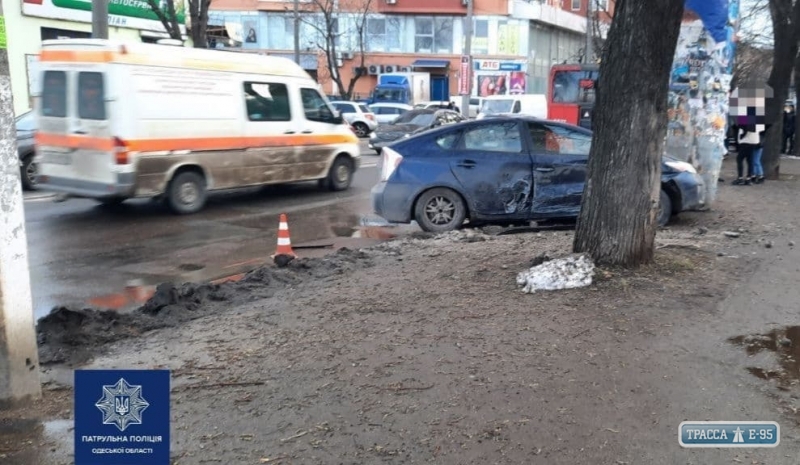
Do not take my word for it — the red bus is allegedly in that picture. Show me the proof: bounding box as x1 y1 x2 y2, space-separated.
547 63 599 129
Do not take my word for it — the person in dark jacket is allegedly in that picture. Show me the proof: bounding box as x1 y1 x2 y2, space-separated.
783 103 795 154
734 123 759 185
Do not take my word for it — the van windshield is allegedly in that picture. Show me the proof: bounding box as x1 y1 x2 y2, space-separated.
373 88 404 101
480 99 514 114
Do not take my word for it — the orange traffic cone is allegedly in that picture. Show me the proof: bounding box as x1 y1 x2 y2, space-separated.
273 213 297 259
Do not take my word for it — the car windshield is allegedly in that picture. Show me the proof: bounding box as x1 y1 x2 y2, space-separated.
373 88 404 101
392 110 435 126
481 99 514 114
15 111 36 131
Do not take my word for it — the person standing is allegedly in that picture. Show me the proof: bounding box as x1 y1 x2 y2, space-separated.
782 103 795 154
751 123 768 184
734 123 759 185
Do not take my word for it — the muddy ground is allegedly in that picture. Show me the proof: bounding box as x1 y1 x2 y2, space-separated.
4 157 800 465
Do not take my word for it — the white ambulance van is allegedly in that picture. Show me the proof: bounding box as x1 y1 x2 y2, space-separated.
33 39 360 214
476 94 548 120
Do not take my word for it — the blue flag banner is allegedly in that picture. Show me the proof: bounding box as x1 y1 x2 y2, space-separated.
74 369 171 465
685 0 730 43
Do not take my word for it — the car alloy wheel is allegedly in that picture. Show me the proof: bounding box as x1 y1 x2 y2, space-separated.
353 123 369 137
414 187 467 233
425 196 456 226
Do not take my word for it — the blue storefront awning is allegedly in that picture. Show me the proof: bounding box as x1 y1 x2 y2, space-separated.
411 59 450 68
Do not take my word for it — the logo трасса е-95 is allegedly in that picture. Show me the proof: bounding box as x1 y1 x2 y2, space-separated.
679 421 779 448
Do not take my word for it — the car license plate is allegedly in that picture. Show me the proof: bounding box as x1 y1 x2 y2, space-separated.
43 152 72 165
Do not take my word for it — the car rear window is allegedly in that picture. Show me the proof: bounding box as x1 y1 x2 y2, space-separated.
41 70 67 118
359 104 371 113
78 72 107 120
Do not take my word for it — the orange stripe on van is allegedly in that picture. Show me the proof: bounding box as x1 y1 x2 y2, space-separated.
35 132 358 152
35 133 116 151
38 50 309 77
39 50 116 63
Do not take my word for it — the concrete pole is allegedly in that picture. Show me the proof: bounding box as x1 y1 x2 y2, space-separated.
0 6 42 405
92 0 109 39
293 0 301 64
460 0 474 118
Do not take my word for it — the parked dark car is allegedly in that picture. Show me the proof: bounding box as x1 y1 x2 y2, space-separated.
15 110 37 190
368 108 465 154
371 115 705 232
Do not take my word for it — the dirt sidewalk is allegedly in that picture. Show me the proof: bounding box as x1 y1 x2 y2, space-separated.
4 158 800 465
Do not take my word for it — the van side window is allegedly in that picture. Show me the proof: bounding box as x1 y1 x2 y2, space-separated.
41 70 67 118
243 82 291 122
512 100 521 113
78 72 107 120
300 88 335 123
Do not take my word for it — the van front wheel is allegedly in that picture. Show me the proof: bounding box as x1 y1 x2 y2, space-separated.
326 156 354 191
167 171 207 215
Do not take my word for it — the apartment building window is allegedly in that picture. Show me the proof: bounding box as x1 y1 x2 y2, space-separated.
434 17 454 53
267 15 293 49
414 17 454 54
471 19 489 55
367 17 402 52
571 0 581 10
415 17 434 52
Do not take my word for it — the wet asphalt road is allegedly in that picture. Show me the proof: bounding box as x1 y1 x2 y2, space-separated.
23 144 385 320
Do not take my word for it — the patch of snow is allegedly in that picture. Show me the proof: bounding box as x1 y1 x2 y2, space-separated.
516 253 595 294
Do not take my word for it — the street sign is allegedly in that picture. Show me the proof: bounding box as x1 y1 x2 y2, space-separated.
459 55 471 96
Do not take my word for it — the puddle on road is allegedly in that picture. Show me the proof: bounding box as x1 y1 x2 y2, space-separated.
729 326 800 388
77 213 401 313
330 214 398 239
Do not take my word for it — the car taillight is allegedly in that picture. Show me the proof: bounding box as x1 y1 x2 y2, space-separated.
380 148 403 182
113 137 129 164
366 113 375 121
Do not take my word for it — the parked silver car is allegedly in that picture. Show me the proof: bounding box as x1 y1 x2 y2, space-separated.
15 110 37 190
330 101 378 137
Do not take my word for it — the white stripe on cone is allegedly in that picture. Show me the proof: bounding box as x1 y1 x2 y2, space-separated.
277 237 292 246
279 222 288 229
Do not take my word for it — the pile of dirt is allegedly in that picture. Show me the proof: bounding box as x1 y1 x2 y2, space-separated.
36 248 375 366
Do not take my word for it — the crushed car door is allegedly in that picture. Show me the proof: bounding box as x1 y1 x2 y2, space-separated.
526 122 591 218
449 121 534 217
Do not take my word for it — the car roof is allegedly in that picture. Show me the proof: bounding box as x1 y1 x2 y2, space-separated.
459 114 592 134
370 102 413 108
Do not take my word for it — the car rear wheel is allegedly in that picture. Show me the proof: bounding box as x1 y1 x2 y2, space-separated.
167 171 207 215
657 189 672 227
414 188 467 233
353 122 369 138
21 154 37 190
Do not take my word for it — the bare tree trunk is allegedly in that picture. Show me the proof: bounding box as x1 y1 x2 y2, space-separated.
145 0 182 41
572 0 684 267
763 0 800 178
794 51 800 156
189 0 210 48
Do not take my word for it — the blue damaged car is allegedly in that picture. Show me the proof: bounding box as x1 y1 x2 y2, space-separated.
371 115 705 233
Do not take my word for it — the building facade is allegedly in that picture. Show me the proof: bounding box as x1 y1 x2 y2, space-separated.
3 0 185 115
209 0 609 100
